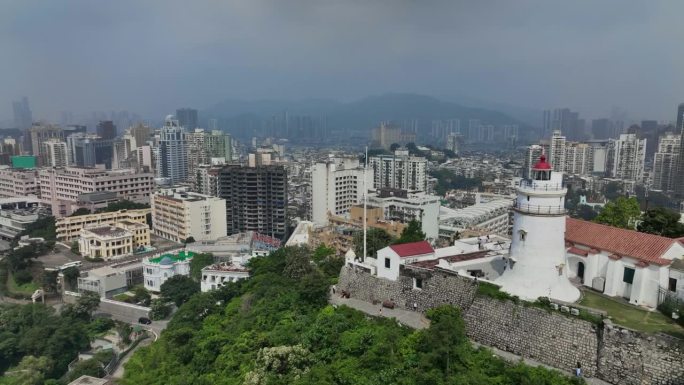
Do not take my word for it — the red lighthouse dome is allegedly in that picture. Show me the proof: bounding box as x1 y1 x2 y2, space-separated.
533 154 552 170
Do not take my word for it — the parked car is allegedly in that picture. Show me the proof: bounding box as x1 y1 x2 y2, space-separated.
138 317 152 325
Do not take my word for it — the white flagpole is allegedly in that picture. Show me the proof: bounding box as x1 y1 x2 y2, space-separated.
363 146 368 260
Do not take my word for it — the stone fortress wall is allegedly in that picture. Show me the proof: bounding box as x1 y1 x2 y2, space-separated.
338 266 684 385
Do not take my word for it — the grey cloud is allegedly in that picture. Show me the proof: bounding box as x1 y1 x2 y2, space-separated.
1 0 682 122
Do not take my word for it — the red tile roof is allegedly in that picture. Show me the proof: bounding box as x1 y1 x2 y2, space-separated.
565 218 678 266
389 241 434 258
567 247 588 257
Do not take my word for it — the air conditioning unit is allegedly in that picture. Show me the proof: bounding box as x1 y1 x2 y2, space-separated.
592 277 605 292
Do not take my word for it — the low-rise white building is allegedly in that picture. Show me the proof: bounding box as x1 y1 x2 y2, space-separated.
143 250 194 292
367 188 440 242
565 218 684 307
439 199 512 238
77 265 128 298
200 263 250 292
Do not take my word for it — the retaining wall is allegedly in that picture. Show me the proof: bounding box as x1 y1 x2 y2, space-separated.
338 266 684 385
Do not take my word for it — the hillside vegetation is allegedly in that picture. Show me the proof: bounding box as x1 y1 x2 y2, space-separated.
122 246 583 385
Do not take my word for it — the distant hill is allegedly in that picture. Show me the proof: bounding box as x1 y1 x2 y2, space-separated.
202 93 535 139
325 93 521 130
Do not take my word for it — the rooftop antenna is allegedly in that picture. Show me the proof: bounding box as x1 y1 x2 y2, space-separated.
363 145 368 261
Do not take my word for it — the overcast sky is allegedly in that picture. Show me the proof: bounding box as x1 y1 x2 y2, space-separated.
2 0 683 123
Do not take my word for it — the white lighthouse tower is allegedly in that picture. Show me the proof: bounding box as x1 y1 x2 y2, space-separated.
496 154 580 303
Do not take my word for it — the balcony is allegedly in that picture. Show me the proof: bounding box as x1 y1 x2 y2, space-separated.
517 180 565 191
513 201 566 215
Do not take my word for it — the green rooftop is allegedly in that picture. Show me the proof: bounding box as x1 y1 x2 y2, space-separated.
148 250 196 264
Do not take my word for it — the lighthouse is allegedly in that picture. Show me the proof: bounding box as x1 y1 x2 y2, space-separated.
496 154 580 303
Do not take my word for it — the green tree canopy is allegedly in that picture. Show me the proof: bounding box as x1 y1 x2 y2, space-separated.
430 169 482 196
189 253 214 280
95 200 149 213
132 286 151 306
594 197 640 229
353 227 394 259
394 220 426 244
65 358 105 382
160 275 200 307
69 208 91 217
121 247 585 385
637 207 684 238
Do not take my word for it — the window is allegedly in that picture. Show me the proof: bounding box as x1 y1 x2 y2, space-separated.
526 195 530 201
519 230 527 241
414 277 423 289
669 278 678 292
623 267 635 284
384 258 391 269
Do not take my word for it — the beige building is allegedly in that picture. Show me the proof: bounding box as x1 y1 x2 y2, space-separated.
114 220 150 250
39 167 154 217
0 168 39 198
56 208 150 242
79 225 134 260
151 186 227 243
29 123 63 165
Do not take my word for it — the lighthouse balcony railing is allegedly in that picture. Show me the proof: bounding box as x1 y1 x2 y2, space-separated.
513 202 566 215
518 181 565 191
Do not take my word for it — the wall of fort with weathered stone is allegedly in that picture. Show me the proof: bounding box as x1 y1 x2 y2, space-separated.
463 295 599 377
338 265 684 385
597 320 684 385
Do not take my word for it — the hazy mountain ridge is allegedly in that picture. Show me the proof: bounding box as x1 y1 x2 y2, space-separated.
203 93 529 132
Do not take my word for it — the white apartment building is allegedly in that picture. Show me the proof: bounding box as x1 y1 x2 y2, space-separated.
564 142 593 176
369 149 427 193
200 263 250 292
652 133 680 192
143 250 194 292
39 167 154 217
43 139 69 168
367 188 440 241
549 130 566 173
608 134 646 182
151 186 227 243
0 168 39 198
523 145 544 179
311 156 365 226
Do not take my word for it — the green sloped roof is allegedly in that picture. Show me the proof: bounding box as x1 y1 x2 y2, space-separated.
148 250 196 264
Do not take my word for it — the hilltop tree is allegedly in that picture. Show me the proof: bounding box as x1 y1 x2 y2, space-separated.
353 228 394 259
594 197 640 229
394 220 426 244
638 207 684 238
189 253 214 280
160 275 200 307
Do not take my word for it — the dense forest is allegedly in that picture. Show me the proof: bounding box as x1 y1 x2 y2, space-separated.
122 246 583 385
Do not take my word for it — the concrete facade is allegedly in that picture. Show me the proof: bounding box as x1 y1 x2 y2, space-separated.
39 167 154 217
56 208 150 242
0 168 39 198
311 156 365 226
151 186 227 243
